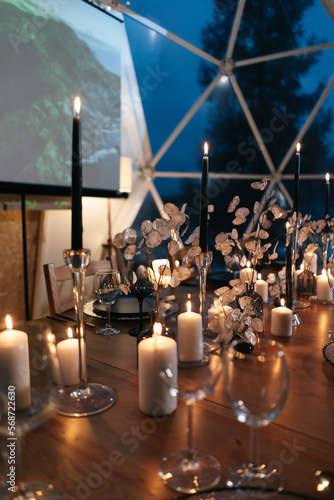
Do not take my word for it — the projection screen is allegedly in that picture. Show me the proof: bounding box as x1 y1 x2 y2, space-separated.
0 0 123 196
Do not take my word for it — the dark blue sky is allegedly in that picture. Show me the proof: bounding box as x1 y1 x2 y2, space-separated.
125 0 334 175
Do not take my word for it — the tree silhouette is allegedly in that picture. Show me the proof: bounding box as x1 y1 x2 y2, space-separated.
193 0 333 268
198 0 332 183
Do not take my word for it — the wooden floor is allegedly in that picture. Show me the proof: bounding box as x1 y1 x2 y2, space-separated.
2 286 334 499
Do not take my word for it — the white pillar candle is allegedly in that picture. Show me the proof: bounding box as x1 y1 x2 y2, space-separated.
316 270 333 303
271 299 293 337
208 300 222 321
138 323 177 416
303 252 318 275
57 328 81 386
177 301 203 363
219 305 232 334
239 261 256 284
255 273 269 302
294 263 304 288
152 259 171 287
0 315 31 410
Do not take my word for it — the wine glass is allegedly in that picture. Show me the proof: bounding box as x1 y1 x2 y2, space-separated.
0 325 62 499
94 270 122 335
224 338 289 495
159 352 223 494
126 262 154 337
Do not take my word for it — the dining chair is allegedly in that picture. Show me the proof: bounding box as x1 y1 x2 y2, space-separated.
43 257 117 316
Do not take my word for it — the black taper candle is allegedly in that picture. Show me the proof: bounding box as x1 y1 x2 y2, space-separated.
199 142 209 252
71 96 83 251
324 173 330 234
292 143 300 216
325 173 330 218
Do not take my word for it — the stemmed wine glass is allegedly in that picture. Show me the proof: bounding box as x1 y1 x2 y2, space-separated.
126 262 154 337
0 325 62 499
94 270 122 335
224 338 289 495
159 352 223 494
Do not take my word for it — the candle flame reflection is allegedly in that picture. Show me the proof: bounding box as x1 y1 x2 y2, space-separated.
74 96 81 116
204 142 208 156
5 315 12 330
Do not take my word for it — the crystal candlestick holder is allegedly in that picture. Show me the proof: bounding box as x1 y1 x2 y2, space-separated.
195 251 216 352
57 249 116 417
290 219 308 325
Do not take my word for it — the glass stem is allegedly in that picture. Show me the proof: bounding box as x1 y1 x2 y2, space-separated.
139 299 144 329
106 304 111 328
199 267 208 331
72 270 87 390
291 219 300 308
249 426 259 468
186 403 194 460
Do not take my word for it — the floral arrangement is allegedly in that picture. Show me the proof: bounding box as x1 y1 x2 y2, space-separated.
208 179 288 344
215 179 287 279
112 202 202 313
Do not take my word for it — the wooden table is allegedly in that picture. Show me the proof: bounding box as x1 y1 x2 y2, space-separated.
2 287 334 499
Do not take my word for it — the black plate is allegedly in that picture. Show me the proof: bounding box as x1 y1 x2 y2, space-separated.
93 294 153 319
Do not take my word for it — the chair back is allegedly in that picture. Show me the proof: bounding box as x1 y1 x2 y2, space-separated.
43 258 117 316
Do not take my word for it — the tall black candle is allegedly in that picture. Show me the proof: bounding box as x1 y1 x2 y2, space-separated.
71 96 83 250
325 173 330 218
199 142 209 252
292 143 300 216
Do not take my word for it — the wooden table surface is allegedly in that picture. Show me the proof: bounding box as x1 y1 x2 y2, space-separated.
2 286 334 500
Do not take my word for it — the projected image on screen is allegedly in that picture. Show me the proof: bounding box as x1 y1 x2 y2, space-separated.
0 0 122 192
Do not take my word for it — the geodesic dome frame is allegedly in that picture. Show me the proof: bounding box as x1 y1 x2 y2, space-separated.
98 0 334 234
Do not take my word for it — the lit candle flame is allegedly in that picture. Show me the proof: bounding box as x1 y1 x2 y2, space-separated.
153 322 162 336
74 96 81 116
204 142 208 156
47 332 55 344
317 479 329 492
286 221 290 230
280 298 285 307
296 142 300 153
326 172 330 183
246 261 250 269
67 327 73 340
257 273 261 280
186 301 192 313
5 315 12 330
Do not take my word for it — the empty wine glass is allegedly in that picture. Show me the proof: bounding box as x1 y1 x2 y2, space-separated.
126 262 154 337
94 270 122 335
0 324 62 499
159 352 223 494
224 338 289 496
